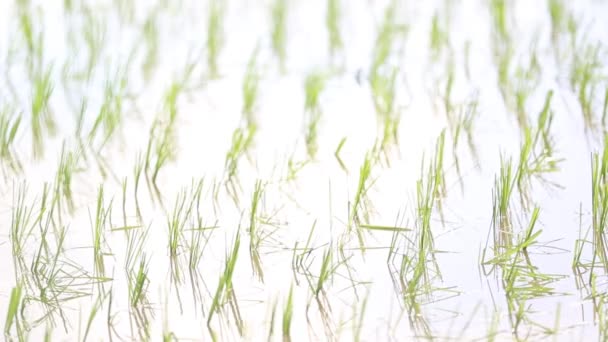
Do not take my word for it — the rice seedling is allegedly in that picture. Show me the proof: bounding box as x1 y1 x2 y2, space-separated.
127 154 143 221
303 246 338 339
267 297 278 340
570 42 604 132
432 130 447 201
80 7 106 81
224 124 256 202
349 151 375 250
128 253 152 340
369 2 406 156
248 179 265 281
303 71 327 159
326 0 342 59
429 11 448 62
167 181 208 302
207 0 224 79
286 155 310 182
490 157 517 251
81 292 108 342
122 225 152 340
271 0 288 72
512 49 541 130
0 106 23 175
590 274 608 340
88 69 128 152
4 283 25 341
145 81 185 204
451 94 480 188
370 68 400 157
291 221 317 286
54 143 83 217
207 232 243 336
440 61 456 125
242 47 260 126
30 63 56 159
398 153 445 301
90 185 112 279
16 2 37 58
16 2 44 73
186 182 215 305
483 208 565 337
547 0 567 48
282 284 294 342
370 1 405 75
590 134 608 274
489 0 510 44
114 0 136 23
352 292 368 342
602 86 608 129
28 220 100 333
516 90 562 208
141 8 159 81
495 44 513 106
334 137 347 173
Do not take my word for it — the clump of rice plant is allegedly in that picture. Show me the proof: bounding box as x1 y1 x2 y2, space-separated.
385 145 458 336
483 208 564 337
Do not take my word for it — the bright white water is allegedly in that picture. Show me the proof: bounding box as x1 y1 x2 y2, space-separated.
1 0 608 341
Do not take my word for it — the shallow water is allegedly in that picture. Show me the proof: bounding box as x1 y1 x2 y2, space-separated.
1 0 608 341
